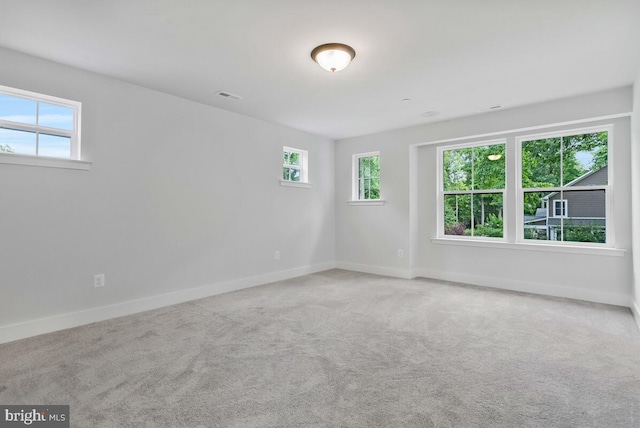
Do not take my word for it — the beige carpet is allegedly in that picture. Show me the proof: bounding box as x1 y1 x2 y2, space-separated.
1 269 639 427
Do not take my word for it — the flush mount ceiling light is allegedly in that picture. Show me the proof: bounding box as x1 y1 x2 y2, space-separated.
487 154 503 161
311 43 356 72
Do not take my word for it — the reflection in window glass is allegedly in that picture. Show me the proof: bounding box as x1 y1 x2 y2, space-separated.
473 145 505 190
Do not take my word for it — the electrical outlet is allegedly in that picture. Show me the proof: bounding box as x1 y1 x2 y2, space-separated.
94 273 105 288
274 251 280 260
397 249 404 258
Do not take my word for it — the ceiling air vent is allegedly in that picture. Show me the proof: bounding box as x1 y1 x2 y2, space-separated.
216 91 243 101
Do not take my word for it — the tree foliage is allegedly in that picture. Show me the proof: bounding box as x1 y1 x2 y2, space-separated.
359 155 380 199
521 132 607 216
522 132 607 188
443 144 504 237
563 221 606 243
0 143 13 153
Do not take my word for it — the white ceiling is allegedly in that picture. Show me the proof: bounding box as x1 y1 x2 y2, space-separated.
1 0 639 140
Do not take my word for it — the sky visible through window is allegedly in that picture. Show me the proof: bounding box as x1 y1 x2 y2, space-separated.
0 94 74 158
575 151 594 169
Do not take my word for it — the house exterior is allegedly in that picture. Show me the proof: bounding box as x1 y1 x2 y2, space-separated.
524 166 607 241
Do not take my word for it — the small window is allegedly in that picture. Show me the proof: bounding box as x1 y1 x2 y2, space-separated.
282 147 308 183
0 85 81 160
353 152 381 200
553 199 568 217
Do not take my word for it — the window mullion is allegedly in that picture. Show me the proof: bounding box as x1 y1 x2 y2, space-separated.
559 136 563 241
0 120 74 138
470 148 475 236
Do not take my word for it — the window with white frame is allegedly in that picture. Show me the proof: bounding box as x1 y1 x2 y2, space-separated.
282 147 308 183
437 126 611 247
552 200 568 218
0 85 81 160
519 127 609 244
439 141 506 238
352 152 381 200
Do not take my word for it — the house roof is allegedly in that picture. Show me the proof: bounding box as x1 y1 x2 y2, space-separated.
543 165 607 200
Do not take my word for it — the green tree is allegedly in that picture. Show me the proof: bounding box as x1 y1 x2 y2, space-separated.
473 213 503 238
443 148 471 191
564 221 606 243
444 194 471 235
0 143 13 153
473 145 505 190
443 144 505 235
521 132 607 215
473 145 505 225
358 155 380 199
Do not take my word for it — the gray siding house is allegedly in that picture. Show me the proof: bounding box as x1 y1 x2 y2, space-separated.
524 166 607 241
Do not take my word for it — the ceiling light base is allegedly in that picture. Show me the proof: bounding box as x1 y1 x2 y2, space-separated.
311 43 356 72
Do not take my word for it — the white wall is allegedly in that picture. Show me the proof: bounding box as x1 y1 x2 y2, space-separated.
631 73 640 327
335 137 412 278
336 87 634 306
0 47 336 342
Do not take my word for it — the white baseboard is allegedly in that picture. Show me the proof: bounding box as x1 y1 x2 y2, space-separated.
632 301 640 332
0 261 336 345
336 261 413 279
416 268 631 308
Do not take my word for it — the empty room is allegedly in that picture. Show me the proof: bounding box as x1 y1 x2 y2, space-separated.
1 1 640 427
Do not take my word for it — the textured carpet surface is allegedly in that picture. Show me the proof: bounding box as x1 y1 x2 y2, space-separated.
1 269 639 427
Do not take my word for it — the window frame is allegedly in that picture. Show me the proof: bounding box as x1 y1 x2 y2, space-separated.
437 139 507 241
552 199 568 218
280 146 310 187
0 84 82 161
515 124 613 248
435 124 613 249
351 151 382 202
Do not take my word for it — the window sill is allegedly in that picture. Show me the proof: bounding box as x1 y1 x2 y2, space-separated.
0 153 92 170
280 180 312 188
431 237 626 257
348 200 387 206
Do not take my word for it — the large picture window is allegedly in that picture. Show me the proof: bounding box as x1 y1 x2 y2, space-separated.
436 125 611 248
519 127 609 244
440 141 506 238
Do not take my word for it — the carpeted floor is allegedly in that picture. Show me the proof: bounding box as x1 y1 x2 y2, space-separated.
1 269 639 427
